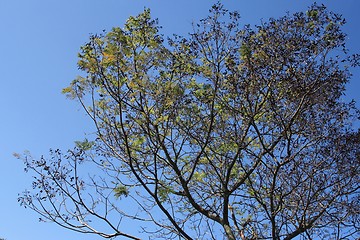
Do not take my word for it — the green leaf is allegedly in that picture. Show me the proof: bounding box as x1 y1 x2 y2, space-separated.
74 138 95 151
114 184 129 199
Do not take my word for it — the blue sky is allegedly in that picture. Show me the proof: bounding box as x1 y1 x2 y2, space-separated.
0 1 358 239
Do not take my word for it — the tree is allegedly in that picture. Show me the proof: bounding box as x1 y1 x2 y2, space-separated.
17 3 360 240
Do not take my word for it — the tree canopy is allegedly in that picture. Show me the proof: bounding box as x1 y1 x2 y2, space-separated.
18 3 359 240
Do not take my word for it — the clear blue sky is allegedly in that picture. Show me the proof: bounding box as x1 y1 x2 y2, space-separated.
0 1 358 239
